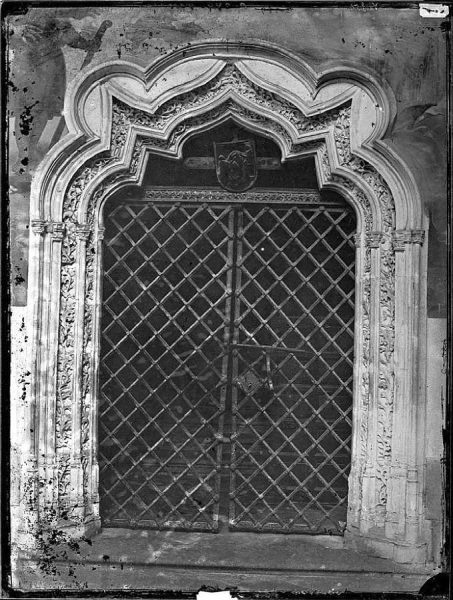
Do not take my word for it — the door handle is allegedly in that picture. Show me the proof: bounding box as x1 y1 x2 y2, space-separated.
230 345 274 393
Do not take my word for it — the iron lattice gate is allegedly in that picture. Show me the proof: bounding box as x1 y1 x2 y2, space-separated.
98 194 356 534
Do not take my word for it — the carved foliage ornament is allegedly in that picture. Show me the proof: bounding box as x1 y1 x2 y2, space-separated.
54 62 397 513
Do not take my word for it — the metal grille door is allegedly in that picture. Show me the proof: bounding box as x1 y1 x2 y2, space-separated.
99 195 356 534
230 206 355 533
99 203 233 530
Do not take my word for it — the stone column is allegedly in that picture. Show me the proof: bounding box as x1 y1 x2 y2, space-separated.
10 221 46 557
385 229 427 563
16 220 65 550
66 224 92 527
359 231 384 532
83 225 105 536
41 222 66 511
346 231 367 530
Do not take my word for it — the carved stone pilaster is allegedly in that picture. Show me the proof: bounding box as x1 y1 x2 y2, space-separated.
392 229 425 251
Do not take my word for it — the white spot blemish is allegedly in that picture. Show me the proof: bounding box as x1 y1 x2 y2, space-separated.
197 592 233 600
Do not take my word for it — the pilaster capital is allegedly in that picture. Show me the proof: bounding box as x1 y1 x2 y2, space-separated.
365 231 384 248
30 219 47 235
31 220 66 239
48 222 65 240
96 226 106 241
75 224 91 242
392 229 425 251
407 467 419 482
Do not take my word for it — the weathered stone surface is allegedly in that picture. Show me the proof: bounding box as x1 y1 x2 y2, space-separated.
5 6 447 593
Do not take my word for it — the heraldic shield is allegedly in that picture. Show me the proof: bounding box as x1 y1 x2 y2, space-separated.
214 139 258 192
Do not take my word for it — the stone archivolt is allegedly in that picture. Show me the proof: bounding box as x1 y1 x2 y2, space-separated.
23 46 431 569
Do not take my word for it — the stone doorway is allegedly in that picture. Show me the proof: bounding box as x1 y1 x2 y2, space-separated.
18 42 434 588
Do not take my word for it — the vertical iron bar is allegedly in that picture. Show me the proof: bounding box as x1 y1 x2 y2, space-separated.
218 206 241 531
229 207 243 530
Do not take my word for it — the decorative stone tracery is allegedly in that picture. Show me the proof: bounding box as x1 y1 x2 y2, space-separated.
20 42 432 569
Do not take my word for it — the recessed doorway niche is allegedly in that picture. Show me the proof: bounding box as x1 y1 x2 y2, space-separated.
97 123 356 556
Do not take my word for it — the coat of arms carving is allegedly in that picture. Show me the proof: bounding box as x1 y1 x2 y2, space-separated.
213 139 257 192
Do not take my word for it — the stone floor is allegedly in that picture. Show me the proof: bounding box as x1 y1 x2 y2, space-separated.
15 528 434 593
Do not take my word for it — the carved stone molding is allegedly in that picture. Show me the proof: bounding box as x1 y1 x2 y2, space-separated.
30 219 47 235
55 64 397 524
392 229 426 251
75 225 92 242
143 188 323 204
23 44 433 569
30 220 66 238
365 231 385 248
49 222 65 240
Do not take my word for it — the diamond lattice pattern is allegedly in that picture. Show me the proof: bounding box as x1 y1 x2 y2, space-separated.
230 205 355 533
99 202 232 530
99 197 356 534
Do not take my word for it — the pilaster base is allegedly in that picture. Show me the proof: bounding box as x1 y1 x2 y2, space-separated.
54 512 101 540
344 528 434 571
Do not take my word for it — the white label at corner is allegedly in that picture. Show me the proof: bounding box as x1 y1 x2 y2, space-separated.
419 3 449 18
